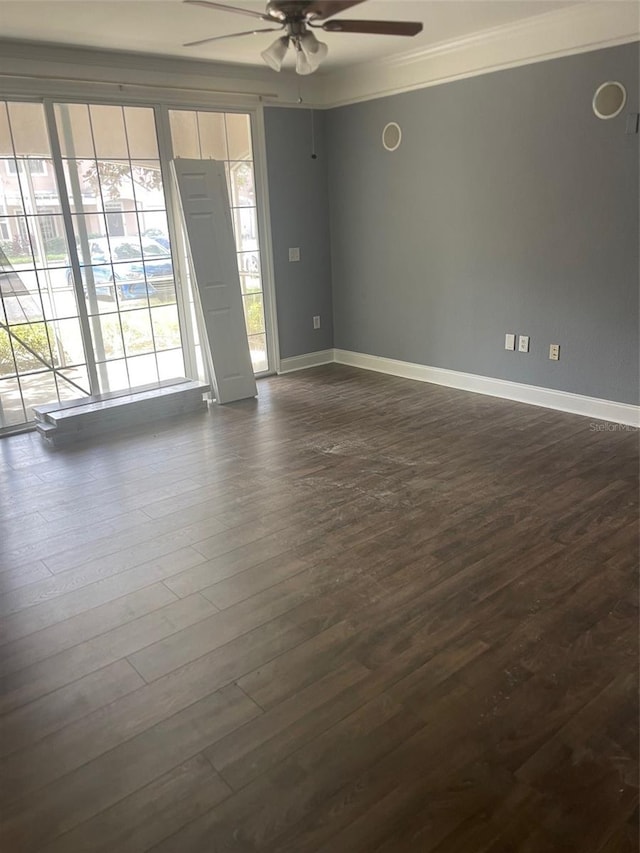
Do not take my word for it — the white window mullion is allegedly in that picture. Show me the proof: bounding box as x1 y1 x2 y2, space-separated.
42 98 101 395
153 105 198 382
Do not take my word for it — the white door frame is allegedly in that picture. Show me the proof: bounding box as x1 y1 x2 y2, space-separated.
252 104 281 375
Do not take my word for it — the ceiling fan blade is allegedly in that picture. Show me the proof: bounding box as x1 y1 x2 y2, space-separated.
303 0 366 19
184 26 283 46
322 19 423 36
183 1 276 23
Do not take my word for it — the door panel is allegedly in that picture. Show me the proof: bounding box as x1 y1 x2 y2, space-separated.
172 159 256 404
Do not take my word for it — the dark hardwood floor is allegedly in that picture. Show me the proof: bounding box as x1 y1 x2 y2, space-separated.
0 364 637 852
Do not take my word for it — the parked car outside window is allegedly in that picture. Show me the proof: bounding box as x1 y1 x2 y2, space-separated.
68 236 174 301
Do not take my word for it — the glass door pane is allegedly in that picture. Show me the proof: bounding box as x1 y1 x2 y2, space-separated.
0 101 91 432
55 103 185 393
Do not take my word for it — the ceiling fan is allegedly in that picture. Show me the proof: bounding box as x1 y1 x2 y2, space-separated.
183 0 423 75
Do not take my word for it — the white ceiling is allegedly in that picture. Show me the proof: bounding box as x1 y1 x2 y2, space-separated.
0 0 583 71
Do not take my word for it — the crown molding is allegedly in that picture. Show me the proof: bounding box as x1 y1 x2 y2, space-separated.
0 3 638 111
0 39 301 106
303 2 640 109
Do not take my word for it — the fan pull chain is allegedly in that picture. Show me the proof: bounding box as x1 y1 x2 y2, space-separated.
294 80 317 160
310 108 318 160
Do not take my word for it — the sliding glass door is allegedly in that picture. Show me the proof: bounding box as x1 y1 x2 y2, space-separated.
55 103 185 393
0 101 90 430
0 99 271 433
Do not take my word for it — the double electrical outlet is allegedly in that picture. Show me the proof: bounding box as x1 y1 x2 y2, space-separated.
505 334 560 360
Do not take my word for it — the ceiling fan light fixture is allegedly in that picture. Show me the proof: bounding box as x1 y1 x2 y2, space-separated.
299 30 328 60
184 1 423 76
296 30 328 74
261 35 289 71
295 44 314 75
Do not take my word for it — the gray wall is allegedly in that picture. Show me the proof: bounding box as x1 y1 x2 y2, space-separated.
264 107 333 359
326 43 640 405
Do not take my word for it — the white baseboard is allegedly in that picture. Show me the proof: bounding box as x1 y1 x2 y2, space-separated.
280 347 639 426
278 349 335 374
334 349 640 427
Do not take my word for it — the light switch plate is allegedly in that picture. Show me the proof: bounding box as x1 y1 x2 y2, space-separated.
288 247 300 262
518 335 530 353
313 315 321 330
505 333 516 351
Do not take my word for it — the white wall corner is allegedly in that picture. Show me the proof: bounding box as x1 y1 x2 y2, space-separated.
332 349 640 427
311 2 640 108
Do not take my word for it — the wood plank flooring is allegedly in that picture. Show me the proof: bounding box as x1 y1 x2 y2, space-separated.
0 364 637 852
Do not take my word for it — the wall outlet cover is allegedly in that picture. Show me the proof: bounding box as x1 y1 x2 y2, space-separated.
518 335 530 353
288 247 300 262
549 344 560 360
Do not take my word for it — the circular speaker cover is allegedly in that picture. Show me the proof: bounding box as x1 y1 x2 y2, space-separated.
382 122 402 151
593 81 627 120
